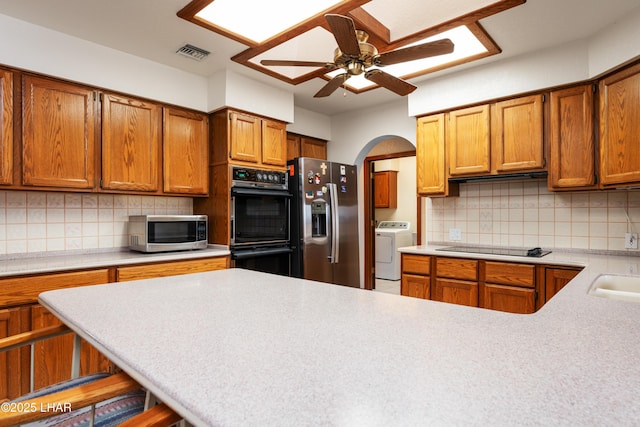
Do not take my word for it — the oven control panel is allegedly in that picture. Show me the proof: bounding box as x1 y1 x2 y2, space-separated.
232 167 288 189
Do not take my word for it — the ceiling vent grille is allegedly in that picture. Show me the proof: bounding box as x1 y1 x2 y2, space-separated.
176 44 210 61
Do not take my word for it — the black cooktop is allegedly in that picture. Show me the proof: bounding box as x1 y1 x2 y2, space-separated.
436 246 551 258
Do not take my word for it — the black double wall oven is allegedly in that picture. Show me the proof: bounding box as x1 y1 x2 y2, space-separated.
230 167 292 276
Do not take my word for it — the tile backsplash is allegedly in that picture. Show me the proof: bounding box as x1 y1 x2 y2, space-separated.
426 180 640 252
0 191 192 255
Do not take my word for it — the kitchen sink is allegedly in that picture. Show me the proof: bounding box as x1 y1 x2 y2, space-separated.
588 274 640 302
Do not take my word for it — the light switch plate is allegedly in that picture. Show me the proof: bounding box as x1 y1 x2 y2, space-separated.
449 228 462 241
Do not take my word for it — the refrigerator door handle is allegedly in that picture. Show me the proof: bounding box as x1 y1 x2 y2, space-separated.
328 183 339 264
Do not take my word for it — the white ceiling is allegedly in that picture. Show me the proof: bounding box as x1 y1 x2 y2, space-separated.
0 0 639 116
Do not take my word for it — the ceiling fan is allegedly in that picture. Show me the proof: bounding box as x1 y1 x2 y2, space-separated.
260 14 455 98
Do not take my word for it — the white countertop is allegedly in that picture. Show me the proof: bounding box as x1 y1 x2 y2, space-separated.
0 245 230 277
38 248 640 426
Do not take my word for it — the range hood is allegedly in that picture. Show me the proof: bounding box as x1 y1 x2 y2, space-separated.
448 171 547 183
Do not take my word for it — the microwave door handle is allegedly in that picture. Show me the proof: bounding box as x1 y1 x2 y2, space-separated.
328 183 339 264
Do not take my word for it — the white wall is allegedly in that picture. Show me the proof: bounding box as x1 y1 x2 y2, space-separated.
287 107 332 141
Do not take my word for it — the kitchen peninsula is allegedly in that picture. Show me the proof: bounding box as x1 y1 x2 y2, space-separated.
39 252 640 426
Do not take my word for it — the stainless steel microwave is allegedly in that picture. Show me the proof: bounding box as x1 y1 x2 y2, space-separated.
128 215 208 253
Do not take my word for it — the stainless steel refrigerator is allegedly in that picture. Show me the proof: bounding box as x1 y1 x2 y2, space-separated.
288 157 360 288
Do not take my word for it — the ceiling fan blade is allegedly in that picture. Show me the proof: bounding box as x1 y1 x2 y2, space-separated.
365 69 416 96
260 59 335 69
325 14 361 57
376 39 454 66
314 74 350 98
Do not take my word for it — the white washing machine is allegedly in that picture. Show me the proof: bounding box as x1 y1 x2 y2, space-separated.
375 221 412 280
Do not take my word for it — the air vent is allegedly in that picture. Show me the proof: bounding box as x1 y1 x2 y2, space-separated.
176 44 210 61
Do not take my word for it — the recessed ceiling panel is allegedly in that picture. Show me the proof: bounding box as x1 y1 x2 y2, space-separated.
362 0 500 40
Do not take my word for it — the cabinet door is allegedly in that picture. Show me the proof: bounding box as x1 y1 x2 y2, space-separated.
163 107 208 195
434 278 478 307
301 136 327 160
548 85 595 190
261 119 286 166
31 305 112 391
449 105 491 176
22 75 96 189
0 68 12 185
101 93 161 192
401 273 429 299
416 113 450 195
599 63 640 187
0 306 30 400
545 267 580 302
483 283 535 314
286 133 300 161
229 111 261 163
493 94 544 172
374 171 397 208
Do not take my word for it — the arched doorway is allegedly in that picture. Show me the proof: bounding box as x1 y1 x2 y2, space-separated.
354 136 419 291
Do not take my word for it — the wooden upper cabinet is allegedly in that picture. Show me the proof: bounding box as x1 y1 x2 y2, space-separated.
286 133 327 161
261 119 286 166
548 85 596 190
416 113 456 196
448 105 491 176
492 94 544 172
163 107 208 195
599 62 640 187
229 111 261 164
101 93 161 192
0 68 13 186
22 75 96 189
374 170 397 208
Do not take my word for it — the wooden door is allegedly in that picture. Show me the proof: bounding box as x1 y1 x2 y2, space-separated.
261 119 286 166
0 68 12 185
22 75 96 189
101 93 161 192
483 284 535 314
493 94 544 172
301 136 327 160
545 267 581 302
599 62 640 187
229 111 261 163
416 113 449 195
0 306 30 400
448 105 491 176
401 274 429 299
163 107 208 195
434 278 479 307
548 85 595 190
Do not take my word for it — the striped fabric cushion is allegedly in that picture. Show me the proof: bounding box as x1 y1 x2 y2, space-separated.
14 373 145 427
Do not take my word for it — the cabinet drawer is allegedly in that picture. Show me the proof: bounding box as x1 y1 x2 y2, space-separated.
483 283 535 314
401 254 430 275
0 269 111 308
117 256 229 282
484 262 535 288
401 274 430 299
436 257 478 281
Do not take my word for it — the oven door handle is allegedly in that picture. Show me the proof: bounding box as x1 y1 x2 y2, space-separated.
231 187 292 197
232 246 293 260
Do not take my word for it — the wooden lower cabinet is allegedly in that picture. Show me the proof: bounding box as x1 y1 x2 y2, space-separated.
117 256 229 282
0 306 30 401
434 278 478 307
482 284 535 314
401 274 430 299
400 253 582 314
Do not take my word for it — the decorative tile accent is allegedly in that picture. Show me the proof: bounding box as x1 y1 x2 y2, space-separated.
0 191 194 255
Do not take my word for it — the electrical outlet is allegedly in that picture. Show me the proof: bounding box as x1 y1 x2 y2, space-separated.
625 232 638 249
449 228 462 241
